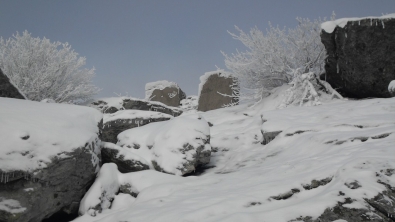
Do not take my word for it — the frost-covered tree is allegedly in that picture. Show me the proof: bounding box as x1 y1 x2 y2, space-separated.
222 16 330 103
0 31 100 103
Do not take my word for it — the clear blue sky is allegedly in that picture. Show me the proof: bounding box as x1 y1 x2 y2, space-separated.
0 0 393 99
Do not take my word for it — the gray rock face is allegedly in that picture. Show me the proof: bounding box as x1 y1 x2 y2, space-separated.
149 86 186 107
0 69 25 99
321 17 395 98
0 140 101 222
198 73 239 112
261 131 282 145
101 142 149 173
102 110 173 143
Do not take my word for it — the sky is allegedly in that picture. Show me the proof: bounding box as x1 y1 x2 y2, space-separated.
0 0 393 99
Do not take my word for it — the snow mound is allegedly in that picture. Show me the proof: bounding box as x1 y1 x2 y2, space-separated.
388 80 395 95
103 110 173 124
321 13 395 33
198 70 234 97
117 114 211 175
145 80 179 100
0 98 102 172
179 95 198 113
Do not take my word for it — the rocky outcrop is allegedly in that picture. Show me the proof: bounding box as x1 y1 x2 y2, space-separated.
102 110 173 143
0 68 25 99
198 71 239 111
320 16 395 98
0 140 101 222
145 80 186 107
101 142 149 173
90 97 183 116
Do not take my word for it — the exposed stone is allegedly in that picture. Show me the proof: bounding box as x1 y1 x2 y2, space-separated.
102 110 173 143
0 68 25 99
261 130 282 145
320 17 395 98
101 142 149 173
198 71 239 111
0 140 101 222
146 80 186 107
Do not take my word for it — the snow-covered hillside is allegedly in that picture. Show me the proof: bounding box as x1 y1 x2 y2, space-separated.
74 90 395 222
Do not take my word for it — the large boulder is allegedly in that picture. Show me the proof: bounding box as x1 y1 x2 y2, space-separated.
101 142 150 173
0 98 102 222
102 110 173 143
197 70 239 111
0 68 25 99
89 97 183 116
117 114 211 176
145 80 186 107
320 14 395 98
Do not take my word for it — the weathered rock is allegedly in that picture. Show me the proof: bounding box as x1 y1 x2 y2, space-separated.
0 98 102 222
102 110 173 143
320 16 395 98
0 68 25 99
145 80 186 107
261 130 282 145
0 141 101 222
101 142 149 173
198 71 239 111
89 97 183 116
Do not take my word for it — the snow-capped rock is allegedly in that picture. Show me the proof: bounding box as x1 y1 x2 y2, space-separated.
102 110 173 143
0 98 102 222
0 68 25 100
145 80 186 107
117 114 211 176
101 142 150 173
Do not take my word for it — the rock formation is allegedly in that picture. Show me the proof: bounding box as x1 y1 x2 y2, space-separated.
320 15 395 98
0 68 25 99
198 70 239 111
90 97 183 116
102 110 173 143
145 80 186 107
0 98 102 222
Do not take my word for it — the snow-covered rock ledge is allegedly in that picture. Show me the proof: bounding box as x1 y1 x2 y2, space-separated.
0 98 102 221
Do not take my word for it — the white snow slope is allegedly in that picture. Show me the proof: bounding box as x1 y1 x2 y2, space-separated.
74 90 395 222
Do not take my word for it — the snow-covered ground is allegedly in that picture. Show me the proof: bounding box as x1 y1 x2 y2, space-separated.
73 89 395 222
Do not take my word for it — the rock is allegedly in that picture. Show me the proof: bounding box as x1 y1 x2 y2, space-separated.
117 114 212 176
261 130 282 145
101 142 150 173
320 16 395 98
0 98 102 222
145 80 186 107
198 70 239 111
102 110 173 143
89 97 183 116
0 68 25 99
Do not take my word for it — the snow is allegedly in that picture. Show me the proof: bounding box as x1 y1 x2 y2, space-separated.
73 89 395 222
103 110 173 124
321 13 395 33
198 70 234 98
145 80 179 100
101 142 150 167
388 80 395 94
0 198 26 214
0 98 102 173
117 114 210 175
180 96 198 113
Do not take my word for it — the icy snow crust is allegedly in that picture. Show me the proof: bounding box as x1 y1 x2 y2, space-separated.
321 13 395 33
74 90 395 222
145 80 179 100
103 110 173 124
0 98 102 172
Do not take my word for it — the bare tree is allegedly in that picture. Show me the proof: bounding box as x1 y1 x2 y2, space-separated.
0 31 100 103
